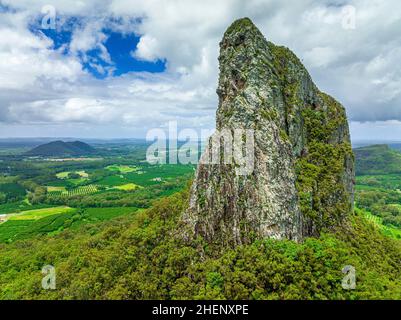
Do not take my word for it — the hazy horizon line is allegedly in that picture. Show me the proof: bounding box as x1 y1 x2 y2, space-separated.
1 137 401 144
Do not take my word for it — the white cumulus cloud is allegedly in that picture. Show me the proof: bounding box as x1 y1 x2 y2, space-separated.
0 0 401 141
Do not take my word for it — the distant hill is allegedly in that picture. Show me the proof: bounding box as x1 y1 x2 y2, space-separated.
25 141 95 157
354 144 401 175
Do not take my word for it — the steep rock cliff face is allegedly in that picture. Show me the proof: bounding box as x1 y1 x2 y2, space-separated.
183 18 354 246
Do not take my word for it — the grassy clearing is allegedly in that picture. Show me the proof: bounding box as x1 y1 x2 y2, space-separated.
76 170 89 178
0 212 77 242
67 178 87 185
106 165 139 173
56 170 89 179
8 206 75 221
113 183 141 191
0 206 139 242
46 186 66 192
56 171 69 179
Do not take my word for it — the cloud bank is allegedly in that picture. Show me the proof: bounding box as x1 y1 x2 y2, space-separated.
0 0 401 140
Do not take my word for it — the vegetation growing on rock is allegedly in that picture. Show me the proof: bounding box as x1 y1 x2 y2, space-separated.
185 17 354 245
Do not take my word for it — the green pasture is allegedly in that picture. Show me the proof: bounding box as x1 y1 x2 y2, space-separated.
7 206 75 221
356 174 401 190
56 170 89 179
105 165 139 173
0 206 138 243
113 183 141 191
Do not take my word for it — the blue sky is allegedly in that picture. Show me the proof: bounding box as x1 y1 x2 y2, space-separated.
0 0 401 141
37 17 166 78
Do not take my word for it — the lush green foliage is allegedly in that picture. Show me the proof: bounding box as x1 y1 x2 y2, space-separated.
0 143 194 243
354 144 401 175
0 182 26 203
1 188 401 299
269 42 354 234
295 95 353 233
354 147 401 230
1 142 401 300
357 208 401 240
25 141 95 157
0 207 138 243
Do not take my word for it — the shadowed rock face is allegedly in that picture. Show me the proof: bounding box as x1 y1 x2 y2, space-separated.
183 18 355 246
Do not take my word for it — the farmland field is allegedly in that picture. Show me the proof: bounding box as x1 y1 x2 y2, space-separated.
113 183 141 191
2 140 401 300
56 170 89 178
106 165 139 173
0 202 52 215
56 171 70 179
0 206 76 242
354 146 401 240
356 174 401 190
0 206 139 242
7 206 75 221
46 186 66 192
0 142 194 243
358 208 401 240
97 164 194 187
47 185 99 198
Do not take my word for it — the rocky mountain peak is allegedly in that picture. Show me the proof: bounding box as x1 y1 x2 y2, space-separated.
183 18 355 247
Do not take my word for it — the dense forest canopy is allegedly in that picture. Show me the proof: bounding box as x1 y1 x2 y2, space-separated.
1 186 401 299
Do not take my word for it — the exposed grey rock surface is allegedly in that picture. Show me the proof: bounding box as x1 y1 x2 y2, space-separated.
183 18 355 246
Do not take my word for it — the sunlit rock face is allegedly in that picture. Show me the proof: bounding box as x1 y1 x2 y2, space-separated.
183 18 355 247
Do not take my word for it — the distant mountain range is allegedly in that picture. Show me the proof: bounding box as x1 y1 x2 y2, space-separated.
354 144 401 175
25 141 96 157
